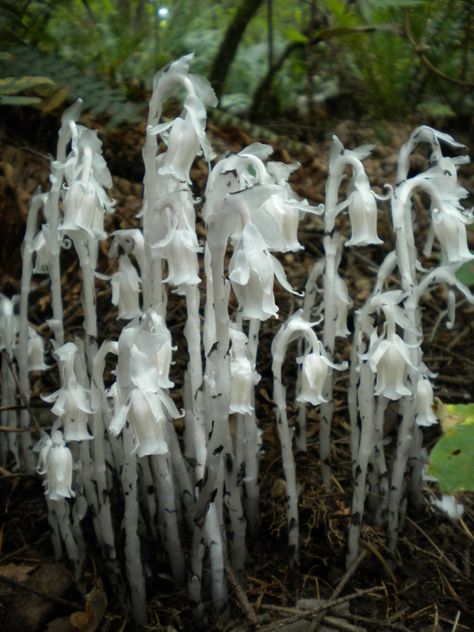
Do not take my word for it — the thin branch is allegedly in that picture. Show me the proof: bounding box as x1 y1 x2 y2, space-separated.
404 11 474 88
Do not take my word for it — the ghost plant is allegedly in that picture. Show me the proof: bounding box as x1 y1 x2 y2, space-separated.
346 127 473 565
5 52 473 625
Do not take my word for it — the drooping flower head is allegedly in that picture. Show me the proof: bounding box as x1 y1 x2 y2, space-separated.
36 429 75 501
42 342 93 441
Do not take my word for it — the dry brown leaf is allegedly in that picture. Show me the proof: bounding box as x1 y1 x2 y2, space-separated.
70 583 107 632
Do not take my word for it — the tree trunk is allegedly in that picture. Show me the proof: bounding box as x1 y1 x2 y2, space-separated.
209 0 264 102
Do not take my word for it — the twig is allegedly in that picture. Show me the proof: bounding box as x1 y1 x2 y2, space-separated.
2 351 42 435
451 611 461 632
404 11 474 88
349 613 413 632
321 615 366 631
407 518 468 580
224 558 258 625
259 587 384 631
0 404 25 412
309 548 369 630
0 573 82 610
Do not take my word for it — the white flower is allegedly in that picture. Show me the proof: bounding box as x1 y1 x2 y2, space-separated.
155 116 201 183
261 195 302 252
43 342 93 441
229 327 260 415
367 332 417 400
415 377 437 427
111 255 142 320
39 430 75 501
31 225 51 274
159 228 201 286
432 207 473 265
229 222 300 320
297 352 328 406
129 310 174 390
61 180 112 240
61 126 114 240
110 388 180 458
0 294 17 353
28 326 48 371
433 495 464 520
296 343 345 406
345 172 382 247
229 357 254 414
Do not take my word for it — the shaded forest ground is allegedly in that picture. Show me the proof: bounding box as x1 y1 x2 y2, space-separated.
0 105 473 631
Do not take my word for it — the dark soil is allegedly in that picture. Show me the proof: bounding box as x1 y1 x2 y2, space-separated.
0 105 473 632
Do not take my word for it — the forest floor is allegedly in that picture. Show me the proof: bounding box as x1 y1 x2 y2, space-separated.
0 106 473 632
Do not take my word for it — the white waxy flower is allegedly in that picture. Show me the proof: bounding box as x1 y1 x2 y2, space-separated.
155 116 201 183
229 356 255 414
43 342 93 441
61 179 111 240
129 310 174 390
261 195 302 252
345 172 382 247
229 327 260 415
297 352 329 406
111 255 142 320
0 294 17 353
296 343 345 406
159 228 201 286
229 222 300 320
61 126 114 240
28 326 48 371
433 495 464 520
432 207 473 265
31 225 51 274
110 388 180 458
415 377 437 427
367 332 417 401
40 430 75 501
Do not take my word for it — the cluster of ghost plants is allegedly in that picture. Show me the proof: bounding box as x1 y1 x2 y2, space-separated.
0 54 473 624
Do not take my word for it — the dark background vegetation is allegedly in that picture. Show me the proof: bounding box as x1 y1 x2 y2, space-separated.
1 2 474 630
1 0 474 132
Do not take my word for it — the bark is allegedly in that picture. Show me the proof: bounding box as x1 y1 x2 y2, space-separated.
209 0 265 102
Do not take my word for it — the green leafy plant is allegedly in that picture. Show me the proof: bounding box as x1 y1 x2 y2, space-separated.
429 402 474 494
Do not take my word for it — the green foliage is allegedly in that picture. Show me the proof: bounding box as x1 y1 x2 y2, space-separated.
1 0 472 124
0 73 55 105
456 260 474 287
428 404 474 494
0 46 142 125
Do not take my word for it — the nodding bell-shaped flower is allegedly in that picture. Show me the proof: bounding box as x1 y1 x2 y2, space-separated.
154 116 201 184
28 326 48 371
129 310 174 390
158 227 201 286
37 430 75 501
432 207 474 265
296 343 346 406
62 180 110 240
61 126 114 240
229 222 300 320
109 387 180 458
42 342 93 441
415 377 437 427
297 352 328 406
111 255 142 320
367 331 418 401
345 172 382 247
229 328 260 415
